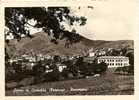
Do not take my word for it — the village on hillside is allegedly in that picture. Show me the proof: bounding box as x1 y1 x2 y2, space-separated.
4 7 134 96
5 44 134 95
7 46 134 72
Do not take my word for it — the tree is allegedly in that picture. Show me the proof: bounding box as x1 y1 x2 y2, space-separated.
126 52 134 74
126 52 134 66
5 7 87 45
53 55 61 63
92 62 108 74
32 61 46 83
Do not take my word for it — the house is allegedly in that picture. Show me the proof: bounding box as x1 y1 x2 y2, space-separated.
56 63 67 72
84 57 95 63
88 48 95 57
97 56 129 67
89 52 95 57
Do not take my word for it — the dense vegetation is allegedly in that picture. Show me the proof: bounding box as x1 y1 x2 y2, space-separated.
5 56 108 86
5 7 87 45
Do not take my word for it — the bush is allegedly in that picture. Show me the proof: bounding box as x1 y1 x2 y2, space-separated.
5 62 16 82
43 71 60 82
5 69 16 82
61 68 69 78
32 61 46 76
92 62 108 74
77 62 108 76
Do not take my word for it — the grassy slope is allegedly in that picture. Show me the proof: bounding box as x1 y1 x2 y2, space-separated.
7 32 134 57
6 69 134 96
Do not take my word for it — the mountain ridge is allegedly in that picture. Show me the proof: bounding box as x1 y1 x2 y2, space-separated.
6 32 134 57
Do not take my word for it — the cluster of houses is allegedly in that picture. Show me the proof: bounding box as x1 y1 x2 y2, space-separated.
8 47 130 72
88 48 107 57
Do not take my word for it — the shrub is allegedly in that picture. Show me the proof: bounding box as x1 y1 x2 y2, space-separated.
92 62 108 74
32 61 46 76
78 62 108 76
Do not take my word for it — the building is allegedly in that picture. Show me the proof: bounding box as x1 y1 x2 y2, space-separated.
98 50 106 56
84 57 95 63
88 48 95 57
89 52 95 57
97 56 129 67
56 63 67 72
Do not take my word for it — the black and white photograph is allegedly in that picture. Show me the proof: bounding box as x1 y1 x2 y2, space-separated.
4 2 135 96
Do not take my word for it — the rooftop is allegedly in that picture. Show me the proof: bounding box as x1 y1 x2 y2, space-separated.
97 56 128 59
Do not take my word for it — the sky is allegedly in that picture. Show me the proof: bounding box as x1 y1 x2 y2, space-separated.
5 0 136 41
67 0 135 40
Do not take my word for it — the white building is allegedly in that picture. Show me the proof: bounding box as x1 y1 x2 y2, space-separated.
97 56 129 67
56 64 67 72
88 48 95 57
98 51 106 56
89 52 95 57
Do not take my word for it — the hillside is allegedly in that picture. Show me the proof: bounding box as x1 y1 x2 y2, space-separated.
6 69 134 96
6 32 134 57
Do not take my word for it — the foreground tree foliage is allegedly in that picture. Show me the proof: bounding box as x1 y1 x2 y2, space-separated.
5 7 87 46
